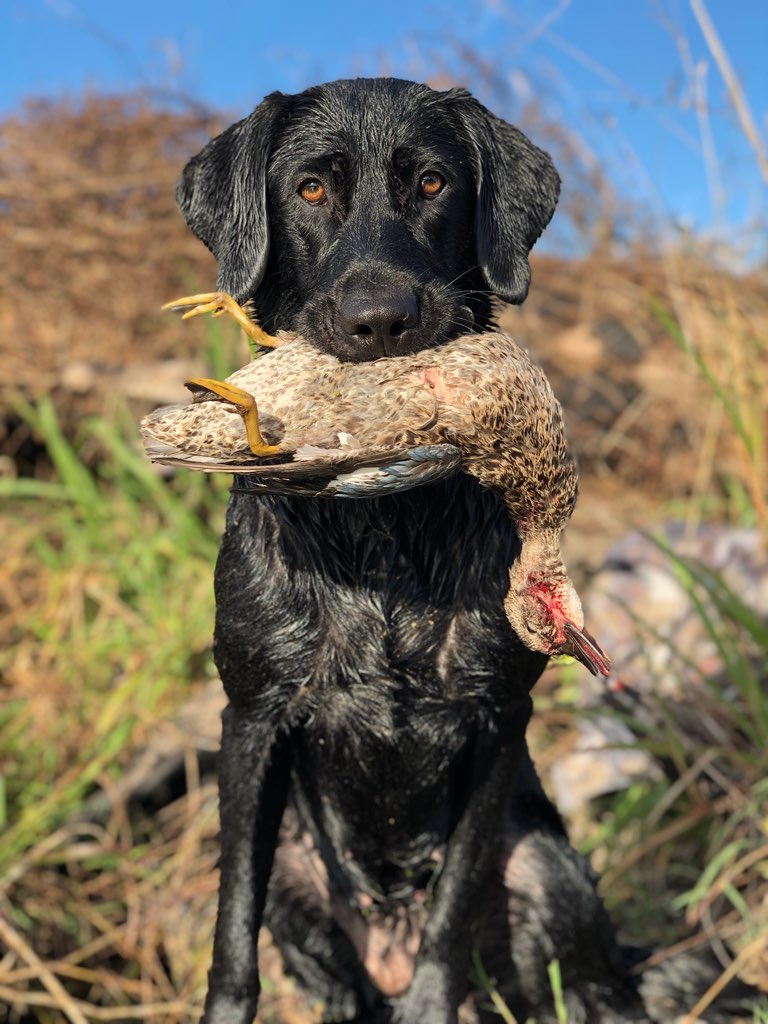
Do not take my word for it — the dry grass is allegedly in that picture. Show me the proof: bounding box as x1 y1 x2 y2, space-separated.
0 94 218 442
503 246 768 515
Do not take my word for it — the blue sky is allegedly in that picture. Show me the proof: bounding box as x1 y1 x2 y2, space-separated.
3 1 766 243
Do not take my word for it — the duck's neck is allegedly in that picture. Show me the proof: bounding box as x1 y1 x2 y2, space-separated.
510 529 571 596
505 528 586 647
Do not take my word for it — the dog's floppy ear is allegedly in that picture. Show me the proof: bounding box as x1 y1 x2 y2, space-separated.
449 90 560 305
176 94 286 301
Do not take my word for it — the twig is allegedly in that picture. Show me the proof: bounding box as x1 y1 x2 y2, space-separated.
0 911 89 1024
0 984 200 1021
679 931 766 1024
690 0 768 184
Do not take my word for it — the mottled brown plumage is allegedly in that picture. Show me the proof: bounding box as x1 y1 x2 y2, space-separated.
141 330 609 675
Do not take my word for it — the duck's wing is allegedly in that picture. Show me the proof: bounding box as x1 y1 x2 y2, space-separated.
149 442 462 499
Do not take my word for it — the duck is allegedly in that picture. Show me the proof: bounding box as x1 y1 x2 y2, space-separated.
142 291 611 677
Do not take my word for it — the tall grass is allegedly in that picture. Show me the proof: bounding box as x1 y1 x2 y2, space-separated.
0 397 226 872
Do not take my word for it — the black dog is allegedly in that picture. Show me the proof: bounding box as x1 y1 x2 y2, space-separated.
175 79 757 1024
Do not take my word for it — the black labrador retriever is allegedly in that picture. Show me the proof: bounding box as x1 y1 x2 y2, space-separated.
175 78 757 1024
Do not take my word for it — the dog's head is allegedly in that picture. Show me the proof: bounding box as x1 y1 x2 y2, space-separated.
177 78 560 361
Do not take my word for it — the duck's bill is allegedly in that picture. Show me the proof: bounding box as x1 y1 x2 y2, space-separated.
562 622 612 677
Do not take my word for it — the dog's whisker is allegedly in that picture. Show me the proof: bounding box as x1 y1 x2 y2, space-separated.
444 265 481 288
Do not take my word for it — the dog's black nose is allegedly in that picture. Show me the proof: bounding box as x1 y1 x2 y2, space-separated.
339 292 420 356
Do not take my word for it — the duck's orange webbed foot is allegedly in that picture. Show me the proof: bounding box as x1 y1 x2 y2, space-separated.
163 291 281 351
186 378 281 457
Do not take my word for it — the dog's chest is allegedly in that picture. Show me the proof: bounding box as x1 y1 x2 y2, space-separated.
215 479 536 711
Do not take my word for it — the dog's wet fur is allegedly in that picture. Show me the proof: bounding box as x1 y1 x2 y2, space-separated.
176 78 759 1023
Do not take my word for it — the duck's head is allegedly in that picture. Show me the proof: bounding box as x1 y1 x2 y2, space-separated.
504 534 611 677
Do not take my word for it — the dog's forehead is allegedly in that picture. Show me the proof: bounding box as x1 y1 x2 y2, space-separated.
273 79 464 166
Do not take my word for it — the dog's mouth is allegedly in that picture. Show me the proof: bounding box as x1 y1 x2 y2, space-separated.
296 281 479 363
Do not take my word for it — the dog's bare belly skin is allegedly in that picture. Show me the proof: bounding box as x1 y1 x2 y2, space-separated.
273 810 431 995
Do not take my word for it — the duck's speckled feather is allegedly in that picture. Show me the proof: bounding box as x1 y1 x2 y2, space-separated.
141 331 577 533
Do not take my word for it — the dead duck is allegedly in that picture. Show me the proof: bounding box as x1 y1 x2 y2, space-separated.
142 292 610 676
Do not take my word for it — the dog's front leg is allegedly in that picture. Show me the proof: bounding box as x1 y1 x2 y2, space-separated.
395 708 531 1024
203 704 290 1024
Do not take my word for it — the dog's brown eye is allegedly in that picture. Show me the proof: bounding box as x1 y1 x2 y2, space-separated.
419 172 445 198
299 179 326 204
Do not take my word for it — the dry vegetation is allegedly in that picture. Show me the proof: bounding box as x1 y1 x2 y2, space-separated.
0 96 219 444
0 85 766 1023
2 97 764 508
